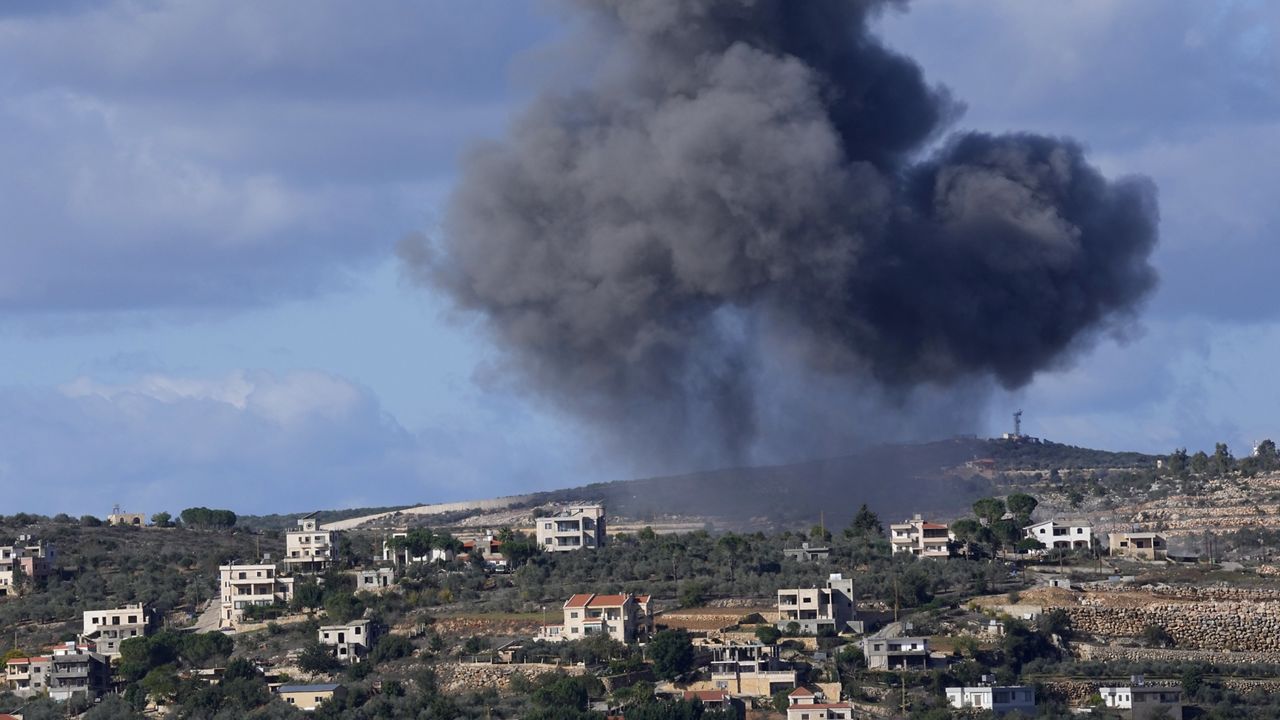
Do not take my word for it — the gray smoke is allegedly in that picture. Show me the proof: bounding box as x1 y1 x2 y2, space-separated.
404 0 1158 464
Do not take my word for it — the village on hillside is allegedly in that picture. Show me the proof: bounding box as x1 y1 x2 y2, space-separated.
5 442 1280 719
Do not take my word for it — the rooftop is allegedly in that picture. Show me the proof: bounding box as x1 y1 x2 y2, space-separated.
278 683 342 693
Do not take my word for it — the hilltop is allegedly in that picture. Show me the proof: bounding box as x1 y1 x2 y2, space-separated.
311 438 1161 533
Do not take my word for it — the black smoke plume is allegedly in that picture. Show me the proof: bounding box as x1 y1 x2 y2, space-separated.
404 0 1158 465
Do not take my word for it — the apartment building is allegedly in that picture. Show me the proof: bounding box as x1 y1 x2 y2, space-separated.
862 636 931 670
786 686 853 720
284 513 340 574
1109 531 1168 561
541 592 653 643
536 504 606 552
1023 520 1092 551
946 684 1036 714
219 562 295 628
81 602 159 659
1100 680 1184 720
45 642 111 703
5 656 51 698
889 515 954 558
776 573 859 635
707 641 796 697
0 536 55 597
318 619 377 663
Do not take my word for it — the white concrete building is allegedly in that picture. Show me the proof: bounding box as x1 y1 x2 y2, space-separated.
219 562 295 628
536 504 606 552
862 636 930 671
0 536 55 597
381 531 455 566
540 592 652 643
81 603 158 659
889 515 953 558
776 573 858 635
318 619 376 663
1023 520 1092 551
1100 681 1184 720
284 513 340 574
946 685 1036 714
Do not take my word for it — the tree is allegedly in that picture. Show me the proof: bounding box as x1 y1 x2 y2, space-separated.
139 665 179 704
291 578 325 612
324 592 363 624
847 504 883 537
680 582 707 608
297 643 341 674
1212 443 1235 477
1166 448 1189 477
1141 624 1175 648
1190 451 1210 474
81 514 102 527
1005 493 1038 523
950 519 987 557
754 626 782 645
370 634 415 664
150 512 172 528
179 507 236 529
972 498 1006 526
648 630 694 680
496 528 541 569
809 525 832 543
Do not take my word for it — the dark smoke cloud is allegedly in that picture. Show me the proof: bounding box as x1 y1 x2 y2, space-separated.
404 0 1158 464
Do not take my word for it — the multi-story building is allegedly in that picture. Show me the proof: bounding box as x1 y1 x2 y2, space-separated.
81 603 159 659
786 686 853 720
219 562 295 628
540 593 652 643
862 635 931 671
284 513 339 574
5 655 51 697
889 515 954 558
707 641 796 697
1023 520 1092 552
0 536 55 597
1099 680 1184 720
318 619 377 663
45 642 111 702
536 504 606 552
1109 531 1168 561
946 684 1036 714
776 573 859 635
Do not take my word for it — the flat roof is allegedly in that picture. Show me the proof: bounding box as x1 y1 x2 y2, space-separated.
278 683 342 693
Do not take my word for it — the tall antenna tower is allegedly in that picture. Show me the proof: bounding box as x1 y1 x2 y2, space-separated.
1013 410 1023 438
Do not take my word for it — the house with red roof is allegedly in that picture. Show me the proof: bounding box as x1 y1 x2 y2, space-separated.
889 514 955 558
786 686 853 720
540 592 654 643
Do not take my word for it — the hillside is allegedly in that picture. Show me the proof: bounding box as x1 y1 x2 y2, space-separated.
328 437 1162 532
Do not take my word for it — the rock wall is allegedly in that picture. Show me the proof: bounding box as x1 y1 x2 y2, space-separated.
435 661 586 694
1075 643 1280 665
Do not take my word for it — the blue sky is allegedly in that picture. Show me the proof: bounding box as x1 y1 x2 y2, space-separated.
1 0 1277 515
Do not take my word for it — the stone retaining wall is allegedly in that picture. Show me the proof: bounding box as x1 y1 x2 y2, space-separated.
1075 643 1280 665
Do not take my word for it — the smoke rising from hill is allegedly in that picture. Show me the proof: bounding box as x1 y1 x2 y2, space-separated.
404 0 1158 465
